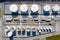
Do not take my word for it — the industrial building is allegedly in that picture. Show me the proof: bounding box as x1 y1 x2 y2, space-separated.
0 0 60 40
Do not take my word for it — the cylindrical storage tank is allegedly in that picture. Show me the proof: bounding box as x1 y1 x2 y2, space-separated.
32 30 36 36
5 26 11 36
46 28 49 32
5 29 10 36
39 30 41 35
18 30 21 35
9 31 13 40
21 26 26 35
22 30 25 35
31 4 39 18
7 31 13 37
11 26 16 36
8 27 14 40
43 5 51 16
43 28 46 32
9 36 13 40
40 28 43 32
37 27 41 35
26 29 31 36
49 27 52 32
9 4 18 18
17 28 21 35
52 5 60 16
12 30 16 36
37 27 40 32
20 4 28 18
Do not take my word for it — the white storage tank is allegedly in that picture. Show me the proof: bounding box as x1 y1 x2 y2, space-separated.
9 4 18 18
43 5 51 16
52 5 60 16
20 4 28 18
31 4 39 18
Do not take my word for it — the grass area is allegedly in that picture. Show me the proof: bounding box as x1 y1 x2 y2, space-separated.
46 35 60 40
